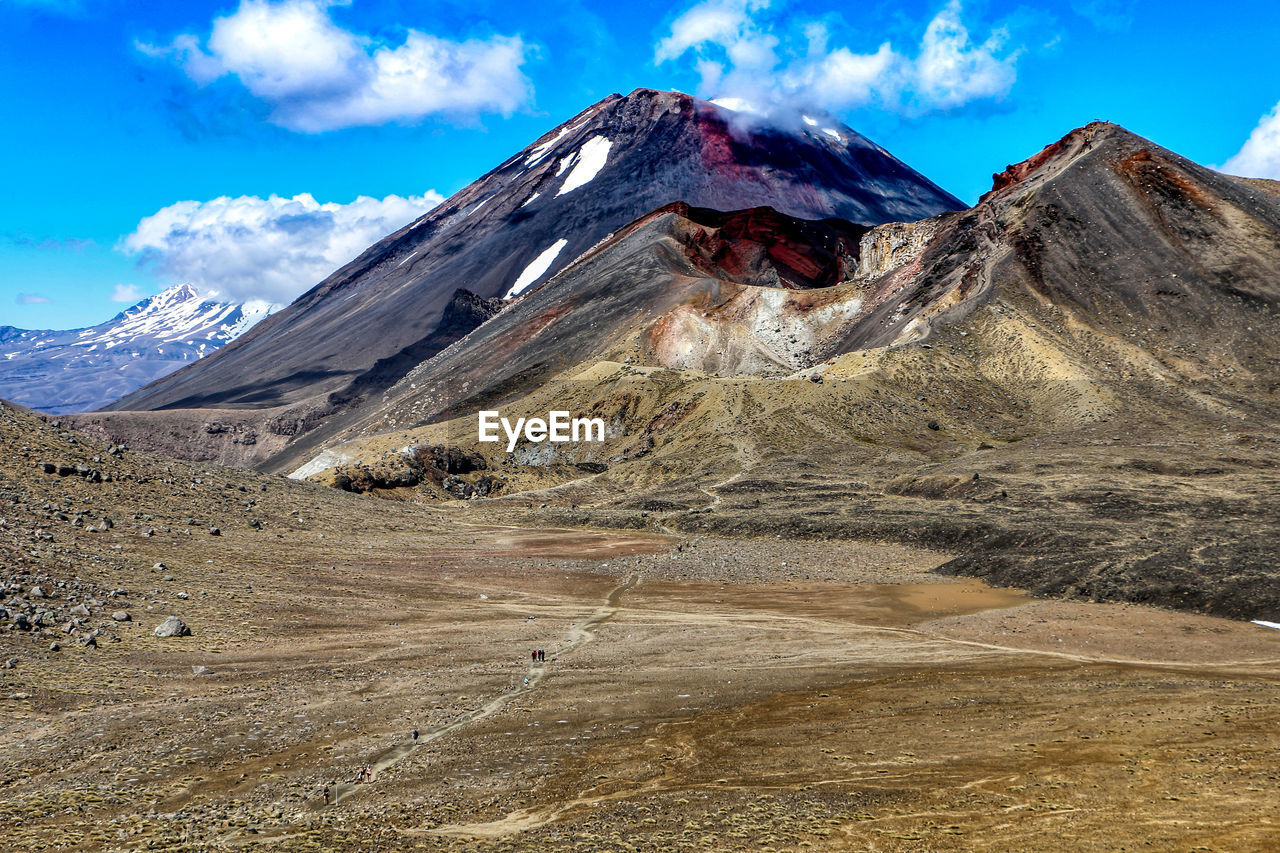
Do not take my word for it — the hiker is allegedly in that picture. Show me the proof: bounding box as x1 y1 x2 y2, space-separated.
322 785 331 805
531 650 537 663
412 728 419 741
538 649 545 662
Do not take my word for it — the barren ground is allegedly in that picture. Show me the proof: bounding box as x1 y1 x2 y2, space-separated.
5 403 1280 851
7 526 1280 851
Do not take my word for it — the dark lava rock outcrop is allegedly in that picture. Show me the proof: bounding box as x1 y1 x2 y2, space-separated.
331 444 496 499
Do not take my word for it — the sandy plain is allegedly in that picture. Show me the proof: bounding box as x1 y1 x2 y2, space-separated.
5 497 1280 852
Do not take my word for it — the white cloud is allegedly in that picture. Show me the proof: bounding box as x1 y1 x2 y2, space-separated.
787 40 902 110
1219 101 1280 180
914 1 1017 109
110 284 144 303
120 191 444 305
655 0 775 69
16 293 51 305
137 0 533 132
656 0 1020 115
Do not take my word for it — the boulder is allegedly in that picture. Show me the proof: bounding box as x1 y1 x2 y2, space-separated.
154 616 191 638
192 665 214 676
111 611 130 622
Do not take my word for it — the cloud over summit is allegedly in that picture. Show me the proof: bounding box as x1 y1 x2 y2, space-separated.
656 0 1020 115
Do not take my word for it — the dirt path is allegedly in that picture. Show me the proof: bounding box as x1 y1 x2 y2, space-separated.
328 572 640 806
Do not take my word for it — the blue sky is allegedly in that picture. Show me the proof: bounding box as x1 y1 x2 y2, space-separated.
4 0 1280 329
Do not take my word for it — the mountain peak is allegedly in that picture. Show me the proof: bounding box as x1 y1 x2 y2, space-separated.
128 282 200 313
0 284 276 414
107 86 963 424
987 121 1151 197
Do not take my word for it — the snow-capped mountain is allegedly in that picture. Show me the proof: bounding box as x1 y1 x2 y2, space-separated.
0 284 276 414
107 88 963 423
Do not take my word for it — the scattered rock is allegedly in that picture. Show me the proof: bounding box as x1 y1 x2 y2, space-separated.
111 611 130 622
209 527 221 536
49 642 60 652
3 657 17 669
192 665 214 676
927 420 941 431
70 603 91 618
154 616 191 638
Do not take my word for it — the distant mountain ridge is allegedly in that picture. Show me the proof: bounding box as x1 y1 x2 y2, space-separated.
0 284 275 414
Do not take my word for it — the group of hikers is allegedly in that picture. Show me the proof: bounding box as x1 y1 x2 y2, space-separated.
320 763 374 804
320 648 553 806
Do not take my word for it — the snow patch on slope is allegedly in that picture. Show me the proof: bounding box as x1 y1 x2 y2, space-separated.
522 112 593 168
524 127 572 167
504 239 568 299
219 299 276 341
557 136 612 197
555 153 578 176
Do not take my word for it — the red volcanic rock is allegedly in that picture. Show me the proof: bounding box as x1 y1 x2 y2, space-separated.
988 121 1115 195
665 203 866 289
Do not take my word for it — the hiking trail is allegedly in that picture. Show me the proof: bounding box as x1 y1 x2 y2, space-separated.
328 572 639 805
